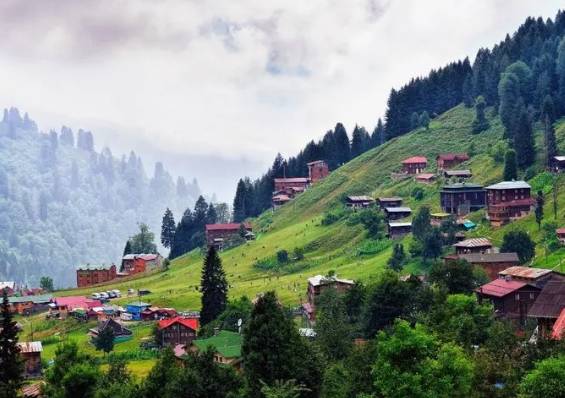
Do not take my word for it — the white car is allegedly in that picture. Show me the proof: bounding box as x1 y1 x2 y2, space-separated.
91 293 100 299
112 289 121 298
99 292 109 300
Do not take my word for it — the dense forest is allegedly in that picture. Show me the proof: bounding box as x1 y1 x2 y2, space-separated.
234 10 565 218
0 109 200 287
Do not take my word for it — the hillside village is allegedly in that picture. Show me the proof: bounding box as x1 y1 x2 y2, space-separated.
2 9 565 398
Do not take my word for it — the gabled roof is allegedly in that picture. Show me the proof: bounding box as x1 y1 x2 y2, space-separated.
388 222 412 228
476 279 532 298
205 223 251 231
378 197 403 202
444 169 472 176
17 341 43 353
553 155 565 161
437 153 469 161
459 252 519 263
307 160 326 166
453 238 492 248
556 228 565 235
308 275 354 287
54 296 101 309
528 280 565 319
416 173 435 180
158 316 199 331
441 183 484 190
402 156 427 164
193 330 242 359
498 266 553 280
8 294 53 304
346 195 375 202
385 206 412 213
486 180 531 190
273 177 309 183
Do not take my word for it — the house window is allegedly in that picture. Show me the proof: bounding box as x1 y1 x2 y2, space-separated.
515 294 520 301
529 293 534 299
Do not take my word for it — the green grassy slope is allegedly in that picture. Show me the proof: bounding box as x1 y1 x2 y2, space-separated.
52 104 565 312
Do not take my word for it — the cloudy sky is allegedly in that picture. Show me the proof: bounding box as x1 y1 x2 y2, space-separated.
0 0 562 200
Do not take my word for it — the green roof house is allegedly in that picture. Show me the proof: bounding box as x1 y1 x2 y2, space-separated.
192 330 242 369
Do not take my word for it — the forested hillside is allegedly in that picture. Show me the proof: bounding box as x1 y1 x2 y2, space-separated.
0 108 200 287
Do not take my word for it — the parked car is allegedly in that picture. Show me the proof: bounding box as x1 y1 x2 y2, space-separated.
138 289 151 296
107 291 116 298
99 292 109 300
112 289 121 298
127 288 135 296
91 293 100 299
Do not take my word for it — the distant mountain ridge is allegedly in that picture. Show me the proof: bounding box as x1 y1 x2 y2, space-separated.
0 108 200 287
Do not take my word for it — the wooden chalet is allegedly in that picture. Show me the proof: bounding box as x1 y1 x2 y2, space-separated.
557 227 565 245
272 193 291 208
76 264 117 288
205 223 252 247
486 181 534 227
384 206 412 220
436 153 469 171
476 279 541 325
274 177 310 192
192 330 243 369
307 160 329 183
388 221 412 239
415 173 436 184
18 342 43 378
303 275 354 322
430 212 452 226
8 294 52 315
157 316 199 347
443 169 472 179
527 280 565 338
551 155 565 172
141 306 178 321
401 156 427 174
377 197 403 209
453 238 493 254
445 252 520 280
498 266 564 288
120 253 163 275
89 319 132 342
345 195 375 209
440 183 486 215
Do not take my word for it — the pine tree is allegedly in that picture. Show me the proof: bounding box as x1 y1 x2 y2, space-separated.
123 240 133 256
93 326 114 354
200 246 228 325
472 96 489 134
514 106 535 169
503 149 518 181
233 179 247 223
333 123 351 166
412 206 432 242
542 96 558 169
535 190 544 230
462 73 474 107
206 203 217 224
498 72 521 138
160 208 176 249
351 126 370 158
419 111 430 129
410 112 420 130
371 118 385 147
387 243 406 272
0 288 23 397
169 208 193 259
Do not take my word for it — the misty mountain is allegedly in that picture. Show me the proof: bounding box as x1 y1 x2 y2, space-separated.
0 108 200 287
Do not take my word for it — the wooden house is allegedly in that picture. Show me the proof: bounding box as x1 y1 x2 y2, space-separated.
76 264 117 288
205 223 252 247
120 253 163 275
445 253 520 281
272 193 291 208
551 155 565 172
274 177 310 192
345 195 375 209
486 181 534 227
18 342 43 378
430 212 452 226
440 183 486 215
307 160 329 183
443 169 472 179
415 173 436 184
378 197 403 209
89 319 132 342
453 238 493 255
49 296 101 320
401 156 427 174
8 294 52 315
388 222 412 239
527 280 565 338
157 316 199 347
436 153 469 171
476 279 541 325
497 266 560 288
303 275 354 322
557 228 565 245
384 206 412 220
125 302 151 321
192 330 243 370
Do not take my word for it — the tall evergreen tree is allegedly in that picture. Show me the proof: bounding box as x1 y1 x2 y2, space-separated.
160 208 176 249
535 190 544 230
387 243 406 272
542 96 558 168
419 111 430 129
462 73 474 107
514 106 536 169
371 118 385 147
123 240 133 256
130 223 157 254
350 126 370 158
332 123 351 166
0 288 23 397
200 246 228 325
557 37 565 113
233 179 247 223
170 208 193 259
472 95 490 134
206 203 218 224
503 149 518 181
498 72 522 138
412 206 432 242
410 112 420 130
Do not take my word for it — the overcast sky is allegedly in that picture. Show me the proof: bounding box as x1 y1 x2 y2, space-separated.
0 1 562 200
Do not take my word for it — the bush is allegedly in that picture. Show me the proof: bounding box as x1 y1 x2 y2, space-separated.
411 186 425 201
276 250 289 264
322 208 347 225
293 247 305 261
348 208 385 239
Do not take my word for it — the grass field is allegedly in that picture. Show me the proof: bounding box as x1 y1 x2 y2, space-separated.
25 104 565 373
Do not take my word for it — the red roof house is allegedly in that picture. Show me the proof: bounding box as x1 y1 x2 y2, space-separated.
50 296 102 319
205 223 252 247
401 156 427 174
557 228 565 244
157 317 199 347
551 308 565 340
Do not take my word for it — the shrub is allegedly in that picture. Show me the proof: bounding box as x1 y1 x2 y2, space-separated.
276 250 289 264
411 186 425 201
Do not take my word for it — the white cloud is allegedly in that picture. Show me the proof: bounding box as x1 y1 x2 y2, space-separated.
0 0 561 199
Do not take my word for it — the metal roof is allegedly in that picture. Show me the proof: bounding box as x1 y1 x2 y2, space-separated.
274 177 309 183
388 222 412 227
441 183 484 190
553 155 565 161
453 238 492 248
308 275 354 287
17 341 43 353
459 252 519 263
528 280 565 319
402 156 427 164
8 294 53 304
486 180 531 190
444 169 472 176
475 279 530 298
205 223 251 231
347 195 375 202
378 197 403 201
498 266 553 280
385 206 412 213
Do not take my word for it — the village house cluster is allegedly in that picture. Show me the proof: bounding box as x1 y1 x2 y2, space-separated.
272 160 329 208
